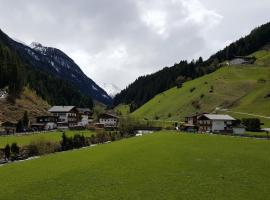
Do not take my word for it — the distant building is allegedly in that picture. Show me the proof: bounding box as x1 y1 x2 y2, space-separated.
48 106 78 128
98 113 119 128
232 124 246 135
1 121 17 135
31 116 58 131
229 56 255 65
185 113 208 126
76 108 93 126
197 114 236 133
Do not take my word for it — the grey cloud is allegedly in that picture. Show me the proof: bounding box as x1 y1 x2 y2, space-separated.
0 0 269 89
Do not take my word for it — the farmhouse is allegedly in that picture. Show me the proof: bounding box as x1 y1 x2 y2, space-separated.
229 56 255 65
76 108 93 126
31 116 59 131
197 114 236 133
98 113 119 128
48 106 78 128
185 113 208 126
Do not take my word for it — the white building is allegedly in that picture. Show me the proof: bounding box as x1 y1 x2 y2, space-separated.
197 114 236 133
77 108 92 126
99 113 119 128
48 106 78 128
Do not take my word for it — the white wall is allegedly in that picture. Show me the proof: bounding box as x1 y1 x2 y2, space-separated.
212 120 226 132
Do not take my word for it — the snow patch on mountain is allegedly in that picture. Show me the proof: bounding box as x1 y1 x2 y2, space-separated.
102 83 121 97
30 42 47 55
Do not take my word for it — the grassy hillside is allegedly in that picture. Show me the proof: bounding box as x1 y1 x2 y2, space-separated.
0 130 95 148
0 132 270 200
0 87 50 123
132 50 270 126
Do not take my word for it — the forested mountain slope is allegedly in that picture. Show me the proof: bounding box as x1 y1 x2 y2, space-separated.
114 22 270 109
0 29 95 120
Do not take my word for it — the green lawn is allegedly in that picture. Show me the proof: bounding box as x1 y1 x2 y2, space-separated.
0 130 95 148
0 131 270 200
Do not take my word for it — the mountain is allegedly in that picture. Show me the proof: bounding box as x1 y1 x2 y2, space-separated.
102 83 121 97
132 50 270 127
114 22 270 109
7 38 112 105
0 29 93 109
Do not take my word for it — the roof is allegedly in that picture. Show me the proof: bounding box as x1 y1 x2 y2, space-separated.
99 113 119 119
48 106 75 112
76 108 92 113
203 114 235 121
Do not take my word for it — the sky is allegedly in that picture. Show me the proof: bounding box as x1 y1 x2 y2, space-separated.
0 0 269 91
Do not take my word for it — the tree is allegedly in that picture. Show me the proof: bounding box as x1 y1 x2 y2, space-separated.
11 143 20 160
16 120 24 133
175 76 186 88
22 111 29 127
242 118 261 132
4 144 11 160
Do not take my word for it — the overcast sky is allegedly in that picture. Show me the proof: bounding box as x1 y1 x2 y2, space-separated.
0 0 269 90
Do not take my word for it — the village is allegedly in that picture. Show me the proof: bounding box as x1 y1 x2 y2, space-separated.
0 106 120 135
0 104 264 137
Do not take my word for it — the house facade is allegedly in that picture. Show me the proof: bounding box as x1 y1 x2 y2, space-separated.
98 113 119 128
197 114 236 133
48 106 78 128
31 116 58 130
77 108 93 126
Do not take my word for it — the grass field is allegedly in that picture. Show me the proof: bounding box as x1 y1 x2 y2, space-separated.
132 50 270 127
0 130 95 148
0 132 270 200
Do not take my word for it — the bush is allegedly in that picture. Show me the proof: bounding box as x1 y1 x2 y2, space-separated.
29 140 60 155
4 144 11 160
190 87 196 93
258 78 266 83
10 143 20 160
209 85 214 93
191 100 201 109
200 94 205 99
242 118 261 132
264 93 270 98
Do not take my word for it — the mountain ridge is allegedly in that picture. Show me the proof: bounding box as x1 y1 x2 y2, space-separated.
0 29 112 105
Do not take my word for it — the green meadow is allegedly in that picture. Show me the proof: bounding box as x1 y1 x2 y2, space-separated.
132 50 270 127
0 130 95 148
0 132 269 200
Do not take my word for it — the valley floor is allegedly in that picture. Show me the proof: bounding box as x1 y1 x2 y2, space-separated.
0 131 269 200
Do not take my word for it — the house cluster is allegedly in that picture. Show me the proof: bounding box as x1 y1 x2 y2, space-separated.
31 106 119 131
181 113 246 134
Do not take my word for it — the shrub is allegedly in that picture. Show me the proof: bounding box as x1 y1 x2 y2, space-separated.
190 87 196 93
242 118 261 132
209 85 214 93
200 94 205 99
168 113 172 118
29 140 60 155
4 144 11 160
258 78 266 83
10 143 20 160
264 93 270 98
191 100 201 109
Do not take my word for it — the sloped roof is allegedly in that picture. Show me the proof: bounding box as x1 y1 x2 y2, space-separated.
99 113 119 119
48 106 75 112
77 108 91 113
203 114 235 121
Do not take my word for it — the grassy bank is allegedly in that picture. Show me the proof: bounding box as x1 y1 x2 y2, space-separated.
0 131 269 200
